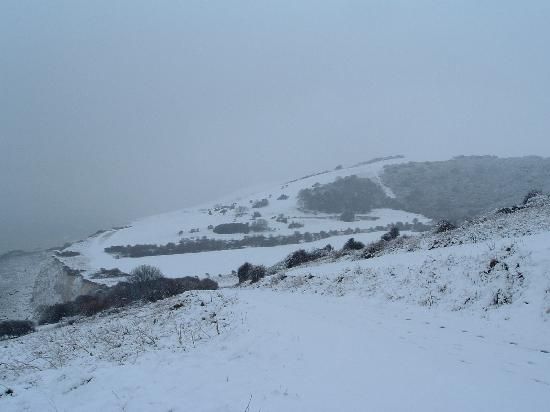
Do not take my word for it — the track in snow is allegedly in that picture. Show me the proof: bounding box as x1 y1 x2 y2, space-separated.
5 289 549 411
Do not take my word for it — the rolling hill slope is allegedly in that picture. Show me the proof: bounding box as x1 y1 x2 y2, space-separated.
58 155 550 288
59 156 428 284
3 188 550 411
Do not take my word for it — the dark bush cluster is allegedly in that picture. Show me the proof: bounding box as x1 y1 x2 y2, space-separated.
106 229 340 258
277 194 289 200
55 250 80 257
288 221 304 229
285 245 333 269
38 275 218 325
362 240 388 259
213 223 250 234
90 267 128 280
0 320 35 339
105 222 424 259
434 220 457 233
298 175 395 213
342 238 365 251
381 227 400 241
252 199 269 208
237 262 267 283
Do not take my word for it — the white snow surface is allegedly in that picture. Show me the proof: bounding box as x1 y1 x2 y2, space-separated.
2 198 550 411
59 157 429 283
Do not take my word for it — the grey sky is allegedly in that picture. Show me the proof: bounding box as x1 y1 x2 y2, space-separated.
1 0 550 253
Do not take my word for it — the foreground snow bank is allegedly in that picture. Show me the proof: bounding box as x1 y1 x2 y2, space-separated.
264 232 550 321
2 290 549 411
3 198 550 411
1 290 234 381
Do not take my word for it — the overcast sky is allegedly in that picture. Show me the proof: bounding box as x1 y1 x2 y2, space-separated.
1 0 550 253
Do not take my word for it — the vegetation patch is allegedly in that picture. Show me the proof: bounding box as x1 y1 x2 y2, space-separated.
0 320 35 340
284 245 333 269
237 262 267 283
38 267 218 325
298 175 395 213
381 156 550 222
213 223 250 234
105 221 427 258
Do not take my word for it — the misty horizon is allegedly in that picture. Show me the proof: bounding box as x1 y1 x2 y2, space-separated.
2 1 550 253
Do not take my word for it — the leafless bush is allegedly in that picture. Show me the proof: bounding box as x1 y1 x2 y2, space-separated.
237 263 267 283
130 265 164 283
0 320 35 340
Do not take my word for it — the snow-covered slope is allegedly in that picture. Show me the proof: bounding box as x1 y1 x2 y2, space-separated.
2 289 549 412
60 156 429 284
2 195 550 411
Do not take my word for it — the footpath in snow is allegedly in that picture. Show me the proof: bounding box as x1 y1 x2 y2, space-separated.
2 289 549 412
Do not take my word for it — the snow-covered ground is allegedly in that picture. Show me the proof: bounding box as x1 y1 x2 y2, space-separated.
2 198 550 411
2 287 549 411
3 163 550 411
58 157 429 284
67 230 408 286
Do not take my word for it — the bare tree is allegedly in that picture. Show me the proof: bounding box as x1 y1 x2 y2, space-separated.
130 265 164 283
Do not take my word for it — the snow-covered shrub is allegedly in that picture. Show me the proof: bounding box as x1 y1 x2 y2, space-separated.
130 265 164 283
252 198 269 208
284 245 333 269
237 262 266 283
0 320 35 340
342 238 365 251
434 220 457 233
277 194 289 200
285 250 310 268
381 227 400 241
38 277 219 325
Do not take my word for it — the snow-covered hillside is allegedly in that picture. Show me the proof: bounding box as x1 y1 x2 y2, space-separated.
2 193 550 411
59 156 429 284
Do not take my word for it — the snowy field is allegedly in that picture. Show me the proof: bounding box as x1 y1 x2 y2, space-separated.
67 230 406 286
58 157 430 283
2 165 550 411
2 209 550 410
1 287 549 411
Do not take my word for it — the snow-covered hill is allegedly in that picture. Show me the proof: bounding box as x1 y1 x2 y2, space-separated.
59 156 430 284
3 192 550 411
